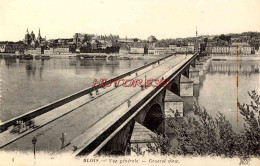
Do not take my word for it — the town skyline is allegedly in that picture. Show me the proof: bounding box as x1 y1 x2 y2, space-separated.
1 0 260 41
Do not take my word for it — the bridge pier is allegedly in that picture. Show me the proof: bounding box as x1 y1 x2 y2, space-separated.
195 60 204 76
164 89 184 118
180 75 194 115
180 75 193 97
130 121 157 155
189 66 199 84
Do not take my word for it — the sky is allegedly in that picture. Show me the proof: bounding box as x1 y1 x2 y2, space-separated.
0 0 260 41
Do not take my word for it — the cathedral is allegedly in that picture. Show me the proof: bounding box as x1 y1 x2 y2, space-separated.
24 28 46 46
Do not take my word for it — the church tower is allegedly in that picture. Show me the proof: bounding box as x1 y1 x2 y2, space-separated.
37 28 42 43
24 28 31 45
31 31 35 41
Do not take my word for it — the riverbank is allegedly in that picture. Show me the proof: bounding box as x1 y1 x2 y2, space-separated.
0 52 170 60
212 54 260 61
117 54 169 60
76 53 169 60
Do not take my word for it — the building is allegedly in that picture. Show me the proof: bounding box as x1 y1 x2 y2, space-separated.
147 49 155 55
169 42 195 54
119 48 129 54
44 48 54 55
43 45 70 55
211 46 230 54
0 44 6 52
169 45 177 50
174 46 187 53
209 42 254 55
154 47 170 55
54 45 70 54
187 42 195 53
25 48 37 55
73 33 86 47
119 44 130 54
130 47 144 54
230 42 253 55
1 42 26 53
24 46 43 55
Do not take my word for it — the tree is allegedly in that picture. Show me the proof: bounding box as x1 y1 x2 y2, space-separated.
219 34 226 41
82 34 92 43
133 38 139 42
204 37 208 43
238 91 260 156
147 35 157 43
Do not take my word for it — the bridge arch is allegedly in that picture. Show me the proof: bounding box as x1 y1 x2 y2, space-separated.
183 71 188 78
143 104 164 132
170 82 180 96
183 65 190 78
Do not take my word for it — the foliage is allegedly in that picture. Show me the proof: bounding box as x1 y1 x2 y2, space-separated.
82 34 92 43
238 91 260 156
147 133 172 155
133 38 139 42
147 91 260 160
219 34 231 43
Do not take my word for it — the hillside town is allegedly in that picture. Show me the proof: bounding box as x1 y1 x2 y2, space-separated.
0 29 259 57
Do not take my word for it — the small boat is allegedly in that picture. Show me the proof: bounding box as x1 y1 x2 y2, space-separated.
35 55 50 60
35 55 41 60
94 55 107 60
81 55 95 59
41 55 50 59
18 54 33 60
107 55 118 60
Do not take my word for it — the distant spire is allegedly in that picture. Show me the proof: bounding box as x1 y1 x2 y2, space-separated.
38 28 41 36
195 26 198 53
26 28 29 34
196 26 198 37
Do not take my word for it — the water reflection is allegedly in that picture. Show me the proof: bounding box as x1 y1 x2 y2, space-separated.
4 59 17 67
210 60 260 75
25 61 37 77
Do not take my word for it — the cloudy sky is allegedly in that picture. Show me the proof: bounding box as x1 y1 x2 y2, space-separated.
0 0 259 41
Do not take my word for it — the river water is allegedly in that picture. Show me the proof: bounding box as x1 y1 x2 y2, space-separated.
195 59 260 132
0 57 259 133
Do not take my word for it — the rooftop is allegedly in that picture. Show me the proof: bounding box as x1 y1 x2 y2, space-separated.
231 42 250 47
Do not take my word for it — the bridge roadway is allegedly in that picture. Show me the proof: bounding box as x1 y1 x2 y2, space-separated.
1 54 193 153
